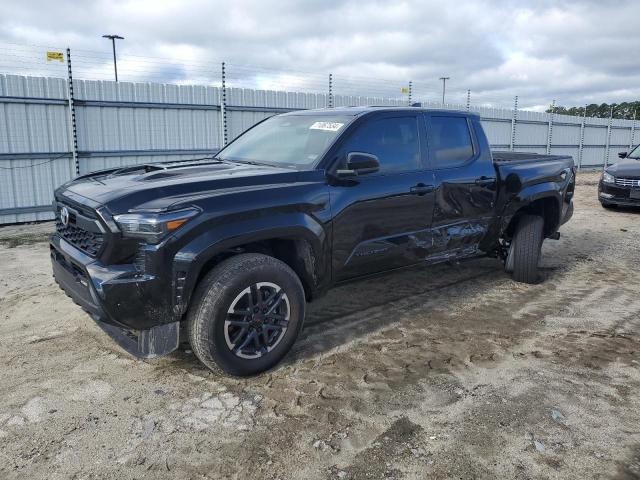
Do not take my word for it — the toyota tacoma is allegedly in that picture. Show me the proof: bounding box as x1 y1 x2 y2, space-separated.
51 107 575 375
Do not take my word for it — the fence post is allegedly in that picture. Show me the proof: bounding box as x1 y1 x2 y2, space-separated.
328 73 333 108
509 95 518 151
220 62 228 147
408 81 412 106
578 104 587 170
466 89 471 112
546 100 555 155
65 47 79 176
630 109 637 149
605 106 613 168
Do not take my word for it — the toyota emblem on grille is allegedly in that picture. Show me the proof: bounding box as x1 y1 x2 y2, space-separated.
60 206 70 226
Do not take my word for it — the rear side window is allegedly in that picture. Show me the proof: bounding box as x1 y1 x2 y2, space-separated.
341 116 420 173
430 116 474 168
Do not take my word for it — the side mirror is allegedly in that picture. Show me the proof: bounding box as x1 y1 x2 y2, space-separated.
619 151 628 159
336 152 380 177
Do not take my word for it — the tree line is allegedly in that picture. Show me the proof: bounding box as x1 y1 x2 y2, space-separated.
545 102 639 120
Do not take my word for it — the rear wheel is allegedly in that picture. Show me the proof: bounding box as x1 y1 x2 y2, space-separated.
187 254 305 376
509 214 545 284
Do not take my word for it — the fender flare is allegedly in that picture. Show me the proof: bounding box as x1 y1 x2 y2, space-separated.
172 212 328 314
499 182 563 237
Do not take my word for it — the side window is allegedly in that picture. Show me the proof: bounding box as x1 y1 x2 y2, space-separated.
430 116 474 168
342 116 420 173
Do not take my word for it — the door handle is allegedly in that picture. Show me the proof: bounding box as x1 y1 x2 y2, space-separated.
474 176 496 186
410 183 435 195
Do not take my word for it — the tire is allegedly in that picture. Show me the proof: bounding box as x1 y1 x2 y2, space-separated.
187 253 305 376
510 214 544 284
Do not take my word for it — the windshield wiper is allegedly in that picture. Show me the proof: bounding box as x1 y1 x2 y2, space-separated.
224 158 272 167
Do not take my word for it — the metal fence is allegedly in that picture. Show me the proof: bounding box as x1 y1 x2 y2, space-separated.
0 71 637 224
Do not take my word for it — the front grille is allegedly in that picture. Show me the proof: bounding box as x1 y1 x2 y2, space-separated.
615 177 640 188
55 202 105 257
56 219 104 257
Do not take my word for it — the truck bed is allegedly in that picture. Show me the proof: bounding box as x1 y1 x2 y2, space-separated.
492 151 573 165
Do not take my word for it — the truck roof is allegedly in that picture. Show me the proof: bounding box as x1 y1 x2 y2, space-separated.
282 106 480 119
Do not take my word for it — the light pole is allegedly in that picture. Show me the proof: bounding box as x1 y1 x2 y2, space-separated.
102 34 124 82
439 77 450 105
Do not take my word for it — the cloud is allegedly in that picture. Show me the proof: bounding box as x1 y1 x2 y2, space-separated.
0 0 638 109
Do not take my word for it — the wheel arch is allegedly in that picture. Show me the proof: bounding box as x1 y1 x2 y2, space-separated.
193 236 320 301
501 185 562 240
173 218 329 318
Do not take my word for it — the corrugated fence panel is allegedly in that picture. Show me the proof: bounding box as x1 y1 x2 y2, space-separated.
0 74 73 223
226 88 281 142
581 147 608 168
515 110 550 148
610 117 632 148
74 80 222 174
2 74 640 224
551 146 581 162
470 106 510 148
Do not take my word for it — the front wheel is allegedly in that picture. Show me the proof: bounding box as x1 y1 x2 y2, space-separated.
508 214 545 284
187 254 305 376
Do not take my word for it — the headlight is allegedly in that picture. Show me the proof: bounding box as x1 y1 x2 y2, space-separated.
114 208 199 243
602 171 615 184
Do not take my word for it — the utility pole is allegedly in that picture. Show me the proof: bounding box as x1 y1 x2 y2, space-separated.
102 34 124 82
439 77 450 106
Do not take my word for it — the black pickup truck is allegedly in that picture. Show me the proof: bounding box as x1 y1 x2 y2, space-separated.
51 107 575 375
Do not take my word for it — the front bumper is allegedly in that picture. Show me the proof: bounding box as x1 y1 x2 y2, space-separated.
599 181 640 206
50 234 180 358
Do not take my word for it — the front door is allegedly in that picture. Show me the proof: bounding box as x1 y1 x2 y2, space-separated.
330 113 436 282
425 113 497 259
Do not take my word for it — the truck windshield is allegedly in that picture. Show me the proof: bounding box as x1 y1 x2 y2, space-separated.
627 144 640 160
217 114 352 169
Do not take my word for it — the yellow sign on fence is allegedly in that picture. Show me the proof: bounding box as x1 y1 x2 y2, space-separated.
400 87 410 94
46 51 64 63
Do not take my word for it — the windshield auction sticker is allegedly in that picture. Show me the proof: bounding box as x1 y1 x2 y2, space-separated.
309 121 344 131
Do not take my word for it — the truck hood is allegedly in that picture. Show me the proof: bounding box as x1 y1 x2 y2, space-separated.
56 160 325 214
606 158 640 178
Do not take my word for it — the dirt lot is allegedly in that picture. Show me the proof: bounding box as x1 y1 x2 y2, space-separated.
0 172 639 480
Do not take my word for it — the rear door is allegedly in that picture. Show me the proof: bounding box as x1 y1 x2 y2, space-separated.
329 113 436 282
425 113 497 258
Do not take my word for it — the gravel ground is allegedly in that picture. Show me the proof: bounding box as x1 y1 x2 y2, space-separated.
0 172 639 480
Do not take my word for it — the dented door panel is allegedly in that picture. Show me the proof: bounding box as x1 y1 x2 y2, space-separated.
426 113 498 255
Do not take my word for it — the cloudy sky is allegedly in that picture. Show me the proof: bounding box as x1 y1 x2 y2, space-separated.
1 0 639 110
